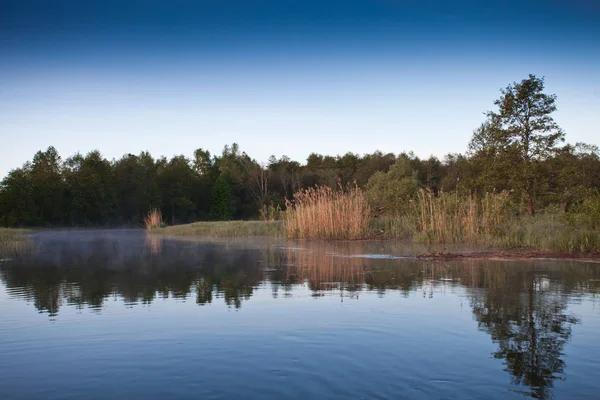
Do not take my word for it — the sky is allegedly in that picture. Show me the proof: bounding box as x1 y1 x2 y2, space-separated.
1 0 599 178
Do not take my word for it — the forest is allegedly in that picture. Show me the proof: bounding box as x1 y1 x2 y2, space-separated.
1 75 599 230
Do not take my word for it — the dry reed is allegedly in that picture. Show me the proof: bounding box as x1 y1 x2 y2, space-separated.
0 228 36 258
144 208 164 230
413 189 511 243
284 183 371 240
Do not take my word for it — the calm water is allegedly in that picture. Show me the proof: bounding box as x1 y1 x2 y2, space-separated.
1 231 600 400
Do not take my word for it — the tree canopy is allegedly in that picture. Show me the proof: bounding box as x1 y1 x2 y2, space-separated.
0 75 598 227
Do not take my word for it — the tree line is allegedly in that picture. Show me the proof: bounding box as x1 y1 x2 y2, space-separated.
1 74 599 227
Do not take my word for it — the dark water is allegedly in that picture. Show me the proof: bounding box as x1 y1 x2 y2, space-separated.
1 231 600 400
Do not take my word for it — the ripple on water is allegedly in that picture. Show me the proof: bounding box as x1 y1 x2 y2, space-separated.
1 233 600 399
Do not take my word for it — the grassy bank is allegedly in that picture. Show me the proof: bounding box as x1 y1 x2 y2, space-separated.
148 186 600 253
152 220 284 238
0 228 34 258
152 213 598 252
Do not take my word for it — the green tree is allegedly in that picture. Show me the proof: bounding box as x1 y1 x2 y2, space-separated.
158 155 197 225
467 121 516 194
210 175 235 220
354 151 396 187
30 146 66 225
471 75 565 215
0 165 36 226
267 155 301 202
366 157 419 215
113 152 161 224
63 151 115 225
543 143 600 211
215 143 265 218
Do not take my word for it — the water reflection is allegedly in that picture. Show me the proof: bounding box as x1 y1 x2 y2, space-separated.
1 231 600 399
470 271 580 399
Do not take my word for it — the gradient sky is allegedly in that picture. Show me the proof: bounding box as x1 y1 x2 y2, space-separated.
1 0 599 178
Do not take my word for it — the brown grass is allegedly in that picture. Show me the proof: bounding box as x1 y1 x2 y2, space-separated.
284 183 371 240
144 208 164 230
0 228 36 258
413 189 511 243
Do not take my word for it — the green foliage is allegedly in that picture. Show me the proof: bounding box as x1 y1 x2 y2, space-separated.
469 75 565 215
566 191 600 230
0 76 598 232
0 166 36 226
31 146 66 225
158 155 198 224
259 203 283 222
210 176 235 220
63 150 115 225
113 152 162 224
366 157 419 215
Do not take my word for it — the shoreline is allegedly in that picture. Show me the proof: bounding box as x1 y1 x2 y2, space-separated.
417 250 600 264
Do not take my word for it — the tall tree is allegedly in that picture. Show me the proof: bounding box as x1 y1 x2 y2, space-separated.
30 146 66 225
113 152 161 224
158 155 197 225
210 175 235 220
63 151 115 225
471 75 565 215
0 165 36 226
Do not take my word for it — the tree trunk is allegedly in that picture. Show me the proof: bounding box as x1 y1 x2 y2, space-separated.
527 194 535 216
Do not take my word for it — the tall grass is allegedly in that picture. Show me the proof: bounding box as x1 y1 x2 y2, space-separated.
144 208 164 230
0 228 35 258
407 189 599 252
566 191 600 230
412 189 511 243
284 184 371 240
493 213 600 253
145 186 599 252
259 203 283 223
369 216 414 239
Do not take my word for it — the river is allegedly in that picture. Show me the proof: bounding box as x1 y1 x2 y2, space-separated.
1 230 599 399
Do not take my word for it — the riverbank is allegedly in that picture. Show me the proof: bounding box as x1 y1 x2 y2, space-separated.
150 214 600 253
417 249 600 264
152 220 284 238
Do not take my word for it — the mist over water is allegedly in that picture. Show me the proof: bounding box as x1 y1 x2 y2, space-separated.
1 230 600 399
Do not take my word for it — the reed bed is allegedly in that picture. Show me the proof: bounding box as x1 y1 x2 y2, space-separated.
145 186 598 252
412 189 511 243
0 228 35 258
144 208 164 230
490 214 600 253
284 184 371 240
407 189 599 252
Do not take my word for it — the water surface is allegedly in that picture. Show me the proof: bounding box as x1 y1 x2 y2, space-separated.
1 230 600 399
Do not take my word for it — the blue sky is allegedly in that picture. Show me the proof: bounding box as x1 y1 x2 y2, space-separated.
1 0 599 178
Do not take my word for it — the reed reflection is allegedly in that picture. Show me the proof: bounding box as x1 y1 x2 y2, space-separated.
1 232 599 398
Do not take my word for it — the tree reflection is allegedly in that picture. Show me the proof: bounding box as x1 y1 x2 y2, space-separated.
0 233 265 312
467 265 582 399
2 232 600 399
